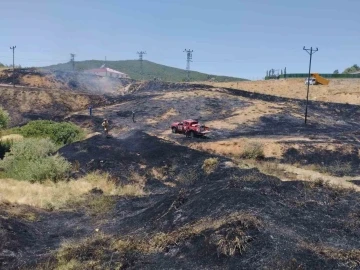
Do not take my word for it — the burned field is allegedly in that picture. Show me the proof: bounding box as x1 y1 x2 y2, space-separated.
1 131 360 269
1 78 360 269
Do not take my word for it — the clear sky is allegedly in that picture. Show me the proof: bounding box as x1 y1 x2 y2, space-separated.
0 0 359 79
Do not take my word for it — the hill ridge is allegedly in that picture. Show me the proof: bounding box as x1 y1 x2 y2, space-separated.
42 59 247 82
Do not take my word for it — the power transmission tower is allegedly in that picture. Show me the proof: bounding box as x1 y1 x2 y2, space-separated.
303 46 318 125
70 53 75 71
183 49 193 81
10 46 16 87
137 51 146 78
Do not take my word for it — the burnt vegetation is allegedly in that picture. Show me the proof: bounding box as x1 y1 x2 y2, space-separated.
0 131 359 269
0 75 360 269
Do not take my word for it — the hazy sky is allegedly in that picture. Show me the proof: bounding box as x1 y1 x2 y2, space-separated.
0 0 359 79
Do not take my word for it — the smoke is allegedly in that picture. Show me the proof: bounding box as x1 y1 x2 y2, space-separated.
50 70 134 95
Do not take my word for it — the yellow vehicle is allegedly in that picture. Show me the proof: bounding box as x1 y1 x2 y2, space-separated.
310 73 330 85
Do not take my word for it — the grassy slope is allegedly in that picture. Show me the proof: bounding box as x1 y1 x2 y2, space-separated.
42 60 247 82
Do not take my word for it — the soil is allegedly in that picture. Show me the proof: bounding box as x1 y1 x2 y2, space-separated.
203 78 360 105
1 77 360 269
1 131 360 269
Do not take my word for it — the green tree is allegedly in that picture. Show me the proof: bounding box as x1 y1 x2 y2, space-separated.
333 69 339 74
343 64 360 74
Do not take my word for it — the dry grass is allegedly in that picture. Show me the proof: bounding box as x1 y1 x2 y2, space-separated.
256 161 298 180
0 202 38 222
149 211 262 255
201 78 360 105
299 241 360 269
315 161 353 176
202 158 219 175
240 142 265 160
0 171 145 210
126 167 147 187
0 134 24 142
176 167 200 186
36 212 262 269
211 226 252 257
303 178 356 195
150 166 168 181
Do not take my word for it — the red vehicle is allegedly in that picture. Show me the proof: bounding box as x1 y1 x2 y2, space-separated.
171 119 210 137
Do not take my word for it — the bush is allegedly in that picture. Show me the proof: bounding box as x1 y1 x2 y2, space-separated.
0 140 12 159
20 120 84 145
202 158 219 175
0 107 9 130
240 143 265 160
0 138 71 182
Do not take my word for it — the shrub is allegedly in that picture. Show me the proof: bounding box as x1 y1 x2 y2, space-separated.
317 161 353 176
0 140 12 159
0 138 71 182
0 107 9 130
240 143 265 160
202 158 219 175
19 120 84 145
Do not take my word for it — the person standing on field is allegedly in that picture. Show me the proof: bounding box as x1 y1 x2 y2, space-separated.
132 111 136 123
102 118 109 136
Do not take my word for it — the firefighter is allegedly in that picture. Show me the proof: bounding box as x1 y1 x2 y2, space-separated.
132 110 136 123
102 118 109 136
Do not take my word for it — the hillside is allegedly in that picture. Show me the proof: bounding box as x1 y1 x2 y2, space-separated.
200 78 360 105
42 60 247 82
1 81 360 269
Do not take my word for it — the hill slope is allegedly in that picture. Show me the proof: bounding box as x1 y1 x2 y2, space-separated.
42 60 247 82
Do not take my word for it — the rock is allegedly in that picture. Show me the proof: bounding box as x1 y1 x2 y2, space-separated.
89 188 103 195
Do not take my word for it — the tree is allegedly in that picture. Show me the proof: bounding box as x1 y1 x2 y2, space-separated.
343 64 360 74
0 107 9 130
333 69 339 74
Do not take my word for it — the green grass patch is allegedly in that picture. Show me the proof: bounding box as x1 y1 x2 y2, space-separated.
19 120 84 145
0 138 71 182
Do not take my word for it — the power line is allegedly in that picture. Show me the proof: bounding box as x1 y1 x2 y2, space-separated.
137 51 146 78
70 53 75 71
10 46 16 87
303 46 318 125
183 49 193 81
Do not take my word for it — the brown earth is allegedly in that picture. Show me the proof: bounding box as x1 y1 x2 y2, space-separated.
0 68 133 94
0 86 120 126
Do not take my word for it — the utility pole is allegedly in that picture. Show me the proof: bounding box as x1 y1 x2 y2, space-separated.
303 46 318 125
70 53 75 71
10 46 16 87
137 51 146 79
183 49 193 81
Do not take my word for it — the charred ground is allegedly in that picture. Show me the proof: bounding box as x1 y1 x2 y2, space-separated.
1 77 360 269
1 131 360 269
